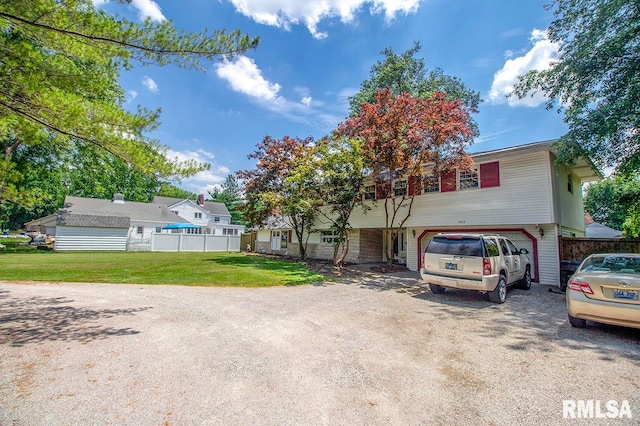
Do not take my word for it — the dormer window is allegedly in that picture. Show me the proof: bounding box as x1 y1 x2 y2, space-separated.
194 212 202 219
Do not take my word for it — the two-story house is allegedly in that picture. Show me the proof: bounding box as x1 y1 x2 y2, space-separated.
255 140 602 285
153 195 245 237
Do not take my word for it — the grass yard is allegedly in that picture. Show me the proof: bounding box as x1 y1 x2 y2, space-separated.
0 251 326 286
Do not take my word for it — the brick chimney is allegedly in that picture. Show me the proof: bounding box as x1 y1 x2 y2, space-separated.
197 194 205 206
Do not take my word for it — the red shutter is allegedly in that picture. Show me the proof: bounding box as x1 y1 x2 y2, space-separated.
288 230 292 243
376 183 391 199
441 170 457 192
408 176 422 196
480 162 500 188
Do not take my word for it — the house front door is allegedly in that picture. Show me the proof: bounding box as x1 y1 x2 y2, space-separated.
271 230 281 251
392 229 407 264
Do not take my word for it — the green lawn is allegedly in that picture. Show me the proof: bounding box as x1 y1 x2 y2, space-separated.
0 251 326 286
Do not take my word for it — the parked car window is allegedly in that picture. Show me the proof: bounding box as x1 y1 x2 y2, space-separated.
506 240 519 255
483 237 500 256
426 236 484 256
580 255 640 274
498 238 510 256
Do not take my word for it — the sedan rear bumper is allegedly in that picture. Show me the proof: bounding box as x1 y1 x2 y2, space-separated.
567 291 640 329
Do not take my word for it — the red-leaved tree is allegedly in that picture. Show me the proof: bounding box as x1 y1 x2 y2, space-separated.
237 135 319 259
337 88 477 264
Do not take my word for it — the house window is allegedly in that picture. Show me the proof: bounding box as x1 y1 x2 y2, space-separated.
223 229 238 236
568 174 574 193
194 212 202 219
423 175 440 193
321 231 337 244
394 180 407 197
186 227 201 234
136 226 144 235
155 227 162 233
459 168 479 190
364 185 376 200
171 210 179 215
214 217 220 222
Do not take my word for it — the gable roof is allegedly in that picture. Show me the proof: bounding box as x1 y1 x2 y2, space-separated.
472 140 602 182
59 196 184 228
152 196 230 216
586 222 623 238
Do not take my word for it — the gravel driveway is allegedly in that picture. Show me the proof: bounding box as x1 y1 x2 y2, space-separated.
1 273 638 425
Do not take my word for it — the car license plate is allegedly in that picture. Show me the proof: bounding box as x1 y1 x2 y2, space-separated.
613 289 638 300
445 262 457 271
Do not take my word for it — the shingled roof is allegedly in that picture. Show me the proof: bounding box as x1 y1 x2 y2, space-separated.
152 196 230 216
59 196 184 228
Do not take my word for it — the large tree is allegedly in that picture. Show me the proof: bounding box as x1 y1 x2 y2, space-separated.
209 174 245 225
345 44 479 264
349 42 480 120
584 175 640 231
0 0 258 208
238 136 320 260
338 88 476 264
315 136 367 267
513 0 640 175
66 142 161 202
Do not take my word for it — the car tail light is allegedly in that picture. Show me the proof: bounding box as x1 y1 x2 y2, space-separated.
568 280 594 295
483 258 491 275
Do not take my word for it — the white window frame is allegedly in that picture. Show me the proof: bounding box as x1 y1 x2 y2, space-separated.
423 175 440 193
321 231 338 245
459 168 479 190
393 179 407 197
194 212 202 219
364 185 376 200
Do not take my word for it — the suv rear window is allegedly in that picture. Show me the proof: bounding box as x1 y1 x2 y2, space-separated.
426 236 485 256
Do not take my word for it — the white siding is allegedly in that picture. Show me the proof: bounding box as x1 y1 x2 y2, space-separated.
55 226 128 251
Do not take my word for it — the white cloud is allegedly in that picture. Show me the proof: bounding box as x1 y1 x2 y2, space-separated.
216 55 347 128
216 56 282 102
167 149 228 196
92 0 165 21
126 90 138 102
142 76 159 93
226 0 421 39
488 29 559 107
131 0 165 21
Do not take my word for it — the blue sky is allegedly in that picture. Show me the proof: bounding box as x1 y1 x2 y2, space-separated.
94 0 564 195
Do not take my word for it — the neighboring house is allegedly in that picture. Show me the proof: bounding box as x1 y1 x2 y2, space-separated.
583 212 623 238
54 194 185 251
24 213 58 235
257 140 602 285
152 195 244 237
585 223 623 238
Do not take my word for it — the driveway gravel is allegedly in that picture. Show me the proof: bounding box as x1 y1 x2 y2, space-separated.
0 273 639 425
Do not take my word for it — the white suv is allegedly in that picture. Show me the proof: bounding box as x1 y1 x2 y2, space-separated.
420 233 532 303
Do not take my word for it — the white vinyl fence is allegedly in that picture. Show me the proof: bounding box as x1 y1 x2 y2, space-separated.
151 233 241 252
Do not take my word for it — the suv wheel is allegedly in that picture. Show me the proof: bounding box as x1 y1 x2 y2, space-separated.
488 275 507 303
518 267 531 290
568 314 587 328
429 283 445 294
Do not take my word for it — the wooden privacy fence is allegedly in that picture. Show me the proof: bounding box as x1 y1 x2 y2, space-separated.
559 237 640 262
240 232 257 252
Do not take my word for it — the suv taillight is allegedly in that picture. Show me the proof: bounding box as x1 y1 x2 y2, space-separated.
568 280 594 295
483 258 491 275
